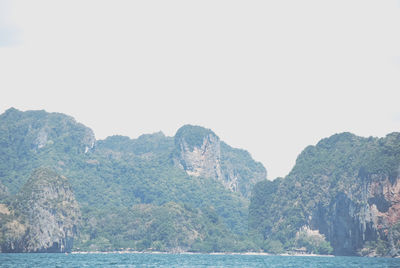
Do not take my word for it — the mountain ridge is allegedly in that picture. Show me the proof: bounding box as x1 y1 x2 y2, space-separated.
0 108 265 252
3 107 400 256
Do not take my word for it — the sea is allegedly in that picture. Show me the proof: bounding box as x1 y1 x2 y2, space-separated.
1 253 400 268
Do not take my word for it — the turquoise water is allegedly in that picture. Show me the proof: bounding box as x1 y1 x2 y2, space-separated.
1 253 400 268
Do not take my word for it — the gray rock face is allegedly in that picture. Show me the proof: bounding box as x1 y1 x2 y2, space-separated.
175 130 222 181
249 132 400 256
174 125 267 198
310 174 400 256
0 168 80 253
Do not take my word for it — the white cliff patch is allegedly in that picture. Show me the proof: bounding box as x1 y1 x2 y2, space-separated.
0 204 10 215
35 128 48 149
177 134 222 181
174 125 266 198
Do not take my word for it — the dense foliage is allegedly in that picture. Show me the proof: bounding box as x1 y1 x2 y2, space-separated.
76 202 256 252
0 108 263 252
174 125 215 151
249 132 400 256
6 108 400 256
220 142 267 198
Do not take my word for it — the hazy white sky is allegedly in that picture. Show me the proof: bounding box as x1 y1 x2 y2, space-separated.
1 0 400 179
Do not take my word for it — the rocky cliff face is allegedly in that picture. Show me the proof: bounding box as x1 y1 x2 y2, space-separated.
310 173 400 256
0 168 80 253
174 126 222 181
0 109 254 251
174 125 266 198
250 132 400 256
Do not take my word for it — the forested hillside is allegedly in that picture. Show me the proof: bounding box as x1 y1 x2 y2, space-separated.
3 107 400 256
250 132 400 257
0 108 265 252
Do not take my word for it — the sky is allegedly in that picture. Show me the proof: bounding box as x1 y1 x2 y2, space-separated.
0 0 399 180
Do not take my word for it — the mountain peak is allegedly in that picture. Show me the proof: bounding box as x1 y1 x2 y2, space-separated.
174 125 218 152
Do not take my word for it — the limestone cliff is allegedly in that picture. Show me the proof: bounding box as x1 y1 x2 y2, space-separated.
174 125 266 198
0 168 80 253
250 132 400 256
174 125 222 181
0 108 254 250
310 172 400 256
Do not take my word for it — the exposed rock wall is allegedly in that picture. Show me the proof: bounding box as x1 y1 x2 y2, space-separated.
0 168 80 253
174 125 266 198
250 132 400 256
305 173 400 255
175 130 222 181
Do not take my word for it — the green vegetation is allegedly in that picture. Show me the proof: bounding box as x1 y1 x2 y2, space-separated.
76 202 256 252
295 229 333 255
0 108 94 194
0 108 262 252
4 108 400 256
220 142 267 198
249 132 400 256
96 132 174 156
174 125 215 151
262 240 284 254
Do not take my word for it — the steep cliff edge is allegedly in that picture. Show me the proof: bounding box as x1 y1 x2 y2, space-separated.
0 168 80 253
174 125 266 198
250 132 400 256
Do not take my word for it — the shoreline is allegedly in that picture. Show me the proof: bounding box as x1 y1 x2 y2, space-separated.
70 251 334 257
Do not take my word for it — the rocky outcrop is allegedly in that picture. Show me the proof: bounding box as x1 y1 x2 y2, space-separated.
0 168 80 253
174 125 266 198
250 132 400 256
174 126 222 181
310 173 400 256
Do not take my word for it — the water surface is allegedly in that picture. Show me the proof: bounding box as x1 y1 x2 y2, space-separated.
1 253 399 268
